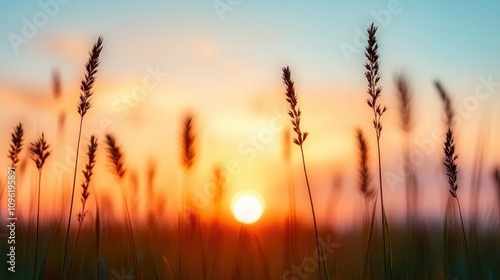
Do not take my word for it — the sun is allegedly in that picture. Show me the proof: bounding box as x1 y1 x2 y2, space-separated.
231 194 264 224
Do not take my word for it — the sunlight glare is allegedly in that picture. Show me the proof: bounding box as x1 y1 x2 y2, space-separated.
231 194 264 224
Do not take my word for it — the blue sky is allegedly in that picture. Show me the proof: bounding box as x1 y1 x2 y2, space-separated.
2 0 499 85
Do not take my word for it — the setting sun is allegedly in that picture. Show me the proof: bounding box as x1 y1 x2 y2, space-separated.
231 194 265 224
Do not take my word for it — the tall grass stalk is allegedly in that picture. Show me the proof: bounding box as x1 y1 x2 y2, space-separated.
105 134 140 278
68 136 97 278
179 113 196 279
443 128 472 279
282 66 327 280
364 22 391 279
355 128 376 279
6 123 24 228
181 113 196 211
435 80 459 279
178 113 208 279
356 128 375 218
0 123 24 235
395 74 417 227
29 133 51 280
395 74 419 276
62 36 103 280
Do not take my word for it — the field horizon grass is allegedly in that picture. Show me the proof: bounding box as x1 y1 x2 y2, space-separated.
1 21 499 280
1 216 499 279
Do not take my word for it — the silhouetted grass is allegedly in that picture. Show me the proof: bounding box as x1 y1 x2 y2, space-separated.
443 128 472 279
29 133 51 280
364 22 392 279
8 122 24 168
68 135 98 279
282 66 327 279
62 35 104 280
105 133 140 278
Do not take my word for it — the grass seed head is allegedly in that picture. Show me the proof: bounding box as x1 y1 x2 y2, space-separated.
78 36 104 117
8 122 24 167
29 132 51 170
282 66 308 146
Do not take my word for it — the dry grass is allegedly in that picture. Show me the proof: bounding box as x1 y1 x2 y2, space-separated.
179 113 197 279
8 122 24 167
443 130 459 200
62 35 104 280
181 114 196 170
443 128 472 279
180 113 196 211
178 113 209 280
69 135 98 278
28 133 50 171
29 132 51 280
282 66 327 279
77 36 104 118
105 133 140 278
395 74 419 276
395 74 413 134
105 134 126 179
395 74 418 217
434 80 462 279
356 128 374 202
355 128 377 280
78 135 98 224
364 22 391 279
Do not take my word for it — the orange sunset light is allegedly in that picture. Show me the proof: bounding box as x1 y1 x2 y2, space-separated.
231 193 265 224
1 1 500 279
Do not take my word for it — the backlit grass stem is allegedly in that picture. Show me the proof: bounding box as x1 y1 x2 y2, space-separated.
364 22 391 279
29 133 51 280
282 66 327 280
62 35 103 280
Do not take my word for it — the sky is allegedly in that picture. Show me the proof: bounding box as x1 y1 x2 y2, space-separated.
1 0 499 227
